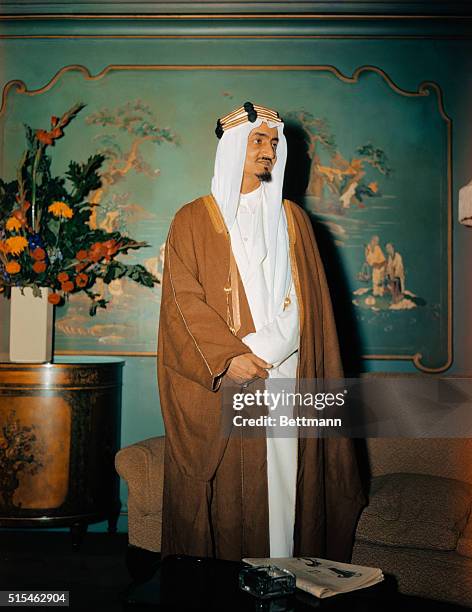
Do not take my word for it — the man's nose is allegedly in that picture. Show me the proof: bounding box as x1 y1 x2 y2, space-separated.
261 141 275 159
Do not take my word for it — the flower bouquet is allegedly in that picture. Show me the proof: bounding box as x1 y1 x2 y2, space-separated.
0 102 158 316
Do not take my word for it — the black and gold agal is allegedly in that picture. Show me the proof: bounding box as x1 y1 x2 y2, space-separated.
215 102 282 138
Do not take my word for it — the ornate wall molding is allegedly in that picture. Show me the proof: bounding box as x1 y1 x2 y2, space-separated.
0 63 450 118
1 13 472 39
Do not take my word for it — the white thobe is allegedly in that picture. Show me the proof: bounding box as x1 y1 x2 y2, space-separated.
230 184 299 557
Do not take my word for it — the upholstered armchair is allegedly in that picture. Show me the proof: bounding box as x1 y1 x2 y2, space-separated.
115 436 165 584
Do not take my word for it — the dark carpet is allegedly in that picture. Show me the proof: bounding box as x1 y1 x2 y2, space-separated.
0 531 142 611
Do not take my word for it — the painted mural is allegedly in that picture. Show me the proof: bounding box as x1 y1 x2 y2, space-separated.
0 67 450 370
288 110 425 311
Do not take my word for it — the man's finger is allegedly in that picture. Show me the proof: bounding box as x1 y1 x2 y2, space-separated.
253 366 269 379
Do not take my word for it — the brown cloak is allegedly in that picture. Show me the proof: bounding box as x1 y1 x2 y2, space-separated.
157 194 365 562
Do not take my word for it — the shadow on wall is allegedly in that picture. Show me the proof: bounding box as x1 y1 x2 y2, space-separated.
283 120 364 377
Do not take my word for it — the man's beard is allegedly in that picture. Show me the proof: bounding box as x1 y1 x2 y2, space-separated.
256 171 272 183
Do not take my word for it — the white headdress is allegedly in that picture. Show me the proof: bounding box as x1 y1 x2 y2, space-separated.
210 102 291 325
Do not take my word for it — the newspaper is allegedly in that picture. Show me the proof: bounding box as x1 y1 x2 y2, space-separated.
242 557 384 599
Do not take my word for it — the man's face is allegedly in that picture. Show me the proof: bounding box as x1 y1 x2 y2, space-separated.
243 123 279 184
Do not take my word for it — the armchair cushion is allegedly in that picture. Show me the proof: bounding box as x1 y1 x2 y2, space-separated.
356 472 472 551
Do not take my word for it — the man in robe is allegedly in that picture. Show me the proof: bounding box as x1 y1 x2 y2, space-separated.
158 102 365 563
365 235 386 297
385 242 405 303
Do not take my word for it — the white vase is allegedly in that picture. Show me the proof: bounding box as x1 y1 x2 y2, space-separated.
0 294 10 361
9 286 54 363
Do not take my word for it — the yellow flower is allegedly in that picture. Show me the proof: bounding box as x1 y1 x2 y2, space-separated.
5 236 28 255
48 201 73 219
5 217 22 232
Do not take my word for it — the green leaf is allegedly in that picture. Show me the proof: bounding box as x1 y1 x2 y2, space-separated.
66 154 105 205
24 124 37 151
125 264 158 287
103 261 128 284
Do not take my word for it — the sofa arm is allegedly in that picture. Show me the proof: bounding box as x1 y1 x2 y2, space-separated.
115 436 165 552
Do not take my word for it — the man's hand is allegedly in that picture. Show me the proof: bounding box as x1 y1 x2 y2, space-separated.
226 353 272 385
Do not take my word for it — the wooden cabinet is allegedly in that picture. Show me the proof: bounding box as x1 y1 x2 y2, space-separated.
0 362 123 545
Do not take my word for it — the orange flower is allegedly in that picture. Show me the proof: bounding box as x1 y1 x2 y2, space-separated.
12 206 29 226
5 236 28 255
75 262 88 272
5 217 22 232
76 250 88 261
48 201 73 219
57 271 69 283
31 247 46 261
48 292 61 305
5 261 21 274
103 239 120 261
51 126 63 139
36 129 55 146
36 126 63 146
32 261 47 274
75 273 89 288
88 242 107 262
61 280 74 293
368 182 379 194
